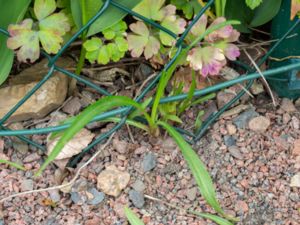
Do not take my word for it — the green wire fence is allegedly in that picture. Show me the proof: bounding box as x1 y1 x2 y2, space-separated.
1 0 300 167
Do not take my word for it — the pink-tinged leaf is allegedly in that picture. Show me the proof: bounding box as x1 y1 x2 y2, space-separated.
7 19 40 62
160 16 186 46
34 0 56 21
291 0 300 20
133 0 166 21
39 12 70 36
187 46 226 77
144 36 160 59
39 30 64 54
224 44 240 61
191 14 207 37
206 17 234 42
127 21 160 59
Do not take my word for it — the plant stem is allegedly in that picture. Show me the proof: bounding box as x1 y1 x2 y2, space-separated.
68 0 88 95
198 0 216 19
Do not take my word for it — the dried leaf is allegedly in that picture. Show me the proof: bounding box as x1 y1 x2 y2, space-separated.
47 128 95 160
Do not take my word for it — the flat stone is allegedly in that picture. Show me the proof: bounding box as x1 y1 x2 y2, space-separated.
216 91 235 109
228 146 244 160
112 138 128 154
129 189 145 208
23 153 40 163
281 98 296 113
62 97 82 115
0 58 74 122
142 153 157 172
293 139 300 156
97 165 130 197
226 124 237 135
290 173 300 187
248 116 271 132
70 192 83 204
250 81 264 95
132 180 145 192
20 179 34 191
48 189 61 202
86 188 105 205
224 135 236 147
12 142 29 154
186 187 197 201
233 109 259 129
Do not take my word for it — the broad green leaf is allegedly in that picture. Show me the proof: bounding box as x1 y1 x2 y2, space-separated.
158 121 226 216
0 0 31 85
245 0 263 10
124 207 145 225
250 0 282 27
34 0 56 20
225 0 282 32
87 0 142 36
127 21 160 59
35 96 154 176
0 159 26 171
191 211 234 225
70 0 103 30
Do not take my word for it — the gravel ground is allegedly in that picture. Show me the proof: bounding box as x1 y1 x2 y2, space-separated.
0 94 299 225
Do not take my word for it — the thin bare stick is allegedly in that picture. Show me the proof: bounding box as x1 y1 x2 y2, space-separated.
243 49 277 106
135 73 157 98
269 55 300 62
126 124 135 144
0 134 114 203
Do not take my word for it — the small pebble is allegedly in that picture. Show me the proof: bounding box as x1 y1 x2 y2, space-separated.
129 190 145 208
281 98 296 112
228 146 244 160
132 180 145 192
20 179 34 191
186 187 197 201
87 188 105 205
23 153 40 163
62 97 82 115
224 135 236 147
142 153 157 172
233 109 259 129
48 190 61 202
248 116 270 132
70 192 83 204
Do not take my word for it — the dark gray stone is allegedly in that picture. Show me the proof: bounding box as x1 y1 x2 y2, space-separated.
129 190 145 208
233 109 259 129
224 135 236 147
87 188 105 205
142 152 157 172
